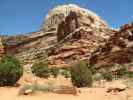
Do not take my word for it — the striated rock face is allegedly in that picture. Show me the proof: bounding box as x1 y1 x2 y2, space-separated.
3 4 112 65
45 4 115 67
46 8 115 67
4 31 56 53
2 30 57 65
42 4 108 32
2 4 133 69
89 23 133 68
47 27 115 67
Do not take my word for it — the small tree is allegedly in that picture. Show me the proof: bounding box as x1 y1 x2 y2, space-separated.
71 60 93 87
31 62 50 78
0 54 23 86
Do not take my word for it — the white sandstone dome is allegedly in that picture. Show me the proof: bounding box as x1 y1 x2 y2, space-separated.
42 4 108 32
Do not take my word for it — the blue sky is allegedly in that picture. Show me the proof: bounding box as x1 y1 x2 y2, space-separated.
0 0 133 35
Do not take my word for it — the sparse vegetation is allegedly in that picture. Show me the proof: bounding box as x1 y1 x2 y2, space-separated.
19 82 56 95
118 64 133 78
93 63 133 82
0 54 23 86
71 60 93 87
50 67 59 78
102 71 113 81
61 69 71 78
31 62 50 78
95 64 119 81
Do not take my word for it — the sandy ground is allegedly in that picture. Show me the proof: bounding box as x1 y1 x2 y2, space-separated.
0 73 133 100
0 87 133 100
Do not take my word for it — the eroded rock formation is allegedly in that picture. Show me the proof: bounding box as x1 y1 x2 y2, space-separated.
89 23 133 68
2 4 111 65
57 11 79 41
1 4 133 69
46 6 115 67
42 4 108 32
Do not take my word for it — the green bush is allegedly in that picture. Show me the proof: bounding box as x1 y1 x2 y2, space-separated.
102 71 113 81
31 62 50 78
61 69 71 78
0 54 23 86
71 60 93 87
50 67 59 78
118 66 133 78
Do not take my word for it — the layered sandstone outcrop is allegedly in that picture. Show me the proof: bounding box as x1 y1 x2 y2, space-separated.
42 4 108 32
46 4 115 67
89 23 133 68
2 4 133 68
3 4 112 65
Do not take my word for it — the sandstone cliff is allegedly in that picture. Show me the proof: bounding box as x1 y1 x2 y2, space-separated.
89 23 133 67
42 4 108 32
1 4 133 68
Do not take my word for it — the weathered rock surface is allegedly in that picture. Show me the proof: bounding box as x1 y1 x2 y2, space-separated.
42 4 108 32
2 4 112 65
45 4 114 67
89 23 133 68
48 27 114 67
1 4 133 69
3 31 56 64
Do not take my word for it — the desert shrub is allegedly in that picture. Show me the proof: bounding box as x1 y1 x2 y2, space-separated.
0 54 23 86
109 63 133 78
98 64 116 81
92 73 103 81
50 67 59 78
117 66 127 77
97 63 133 81
118 66 133 78
71 60 93 87
61 69 71 78
31 62 50 78
19 81 55 95
102 71 113 81
125 70 133 78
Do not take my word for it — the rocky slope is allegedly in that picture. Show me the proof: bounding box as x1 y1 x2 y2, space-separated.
42 4 115 67
1 4 133 68
89 23 133 68
3 30 57 64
